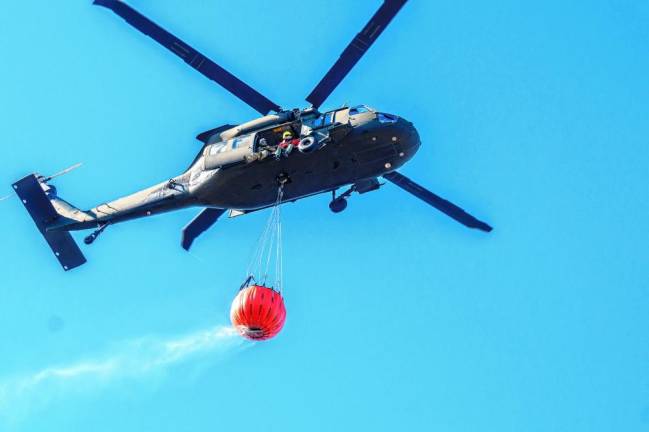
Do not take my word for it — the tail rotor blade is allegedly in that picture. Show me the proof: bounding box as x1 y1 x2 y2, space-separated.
43 162 83 182
94 0 280 115
181 208 227 251
306 0 408 109
383 171 492 232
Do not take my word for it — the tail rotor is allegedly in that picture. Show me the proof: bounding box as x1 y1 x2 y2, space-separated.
39 162 83 183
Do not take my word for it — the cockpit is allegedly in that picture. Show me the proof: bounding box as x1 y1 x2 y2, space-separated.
302 110 340 130
301 105 376 130
349 105 398 124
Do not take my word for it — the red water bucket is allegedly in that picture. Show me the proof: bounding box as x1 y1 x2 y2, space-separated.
230 285 286 340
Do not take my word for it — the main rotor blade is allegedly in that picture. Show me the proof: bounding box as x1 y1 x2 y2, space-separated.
94 0 281 115
383 171 493 232
305 0 407 109
181 208 227 251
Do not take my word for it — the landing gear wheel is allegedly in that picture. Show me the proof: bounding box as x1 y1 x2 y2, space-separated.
329 197 348 213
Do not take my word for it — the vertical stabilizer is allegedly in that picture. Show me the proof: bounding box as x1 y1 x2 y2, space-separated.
13 174 87 271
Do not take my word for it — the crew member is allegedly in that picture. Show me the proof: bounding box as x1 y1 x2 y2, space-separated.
246 137 271 162
275 130 300 159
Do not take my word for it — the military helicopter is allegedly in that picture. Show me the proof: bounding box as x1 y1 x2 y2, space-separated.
13 0 492 272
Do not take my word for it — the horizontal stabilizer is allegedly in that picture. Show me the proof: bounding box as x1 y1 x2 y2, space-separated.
13 174 87 271
181 208 226 250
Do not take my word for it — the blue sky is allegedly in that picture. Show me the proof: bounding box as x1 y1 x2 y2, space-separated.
1 1 648 431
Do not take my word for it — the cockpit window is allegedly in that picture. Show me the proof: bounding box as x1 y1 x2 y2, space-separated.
377 112 398 124
302 114 322 129
322 111 336 127
349 105 372 115
304 111 335 129
304 107 356 129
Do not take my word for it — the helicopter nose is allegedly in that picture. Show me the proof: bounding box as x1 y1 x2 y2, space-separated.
391 116 421 158
403 118 420 150
370 114 421 172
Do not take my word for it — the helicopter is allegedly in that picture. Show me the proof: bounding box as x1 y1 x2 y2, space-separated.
12 0 492 272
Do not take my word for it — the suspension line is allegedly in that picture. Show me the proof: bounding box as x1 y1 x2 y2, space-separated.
244 184 285 292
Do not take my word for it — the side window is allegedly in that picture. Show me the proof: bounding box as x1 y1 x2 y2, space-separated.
231 137 243 149
322 111 336 127
311 116 324 129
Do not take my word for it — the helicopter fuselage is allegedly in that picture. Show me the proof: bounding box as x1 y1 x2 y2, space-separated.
195 107 420 210
49 106 420 231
